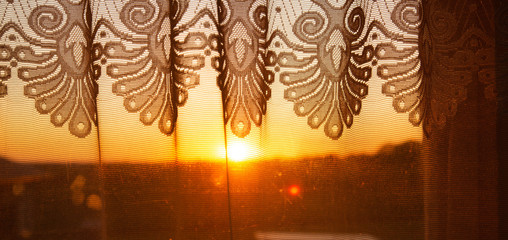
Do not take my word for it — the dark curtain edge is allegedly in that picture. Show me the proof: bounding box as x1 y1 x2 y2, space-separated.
496 0 508 239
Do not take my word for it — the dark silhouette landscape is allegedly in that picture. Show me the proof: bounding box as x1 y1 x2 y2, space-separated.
1 141 423 240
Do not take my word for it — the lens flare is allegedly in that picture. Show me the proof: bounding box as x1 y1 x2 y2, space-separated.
289 185 300 196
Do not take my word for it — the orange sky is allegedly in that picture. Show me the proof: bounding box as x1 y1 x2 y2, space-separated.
0 63 421 164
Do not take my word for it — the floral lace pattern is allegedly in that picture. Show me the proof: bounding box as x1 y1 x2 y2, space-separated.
0 0 97 138
92 0 219 135
217 0 271 138
267 0 422 139
0 0 498 139
379 0 496 136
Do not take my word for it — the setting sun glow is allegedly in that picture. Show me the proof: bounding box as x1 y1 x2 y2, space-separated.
227 142 249 162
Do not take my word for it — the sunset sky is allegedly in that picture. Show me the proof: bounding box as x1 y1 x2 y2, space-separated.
0 63 421 163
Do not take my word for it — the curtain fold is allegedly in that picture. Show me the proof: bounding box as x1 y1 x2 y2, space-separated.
420 0 498 239
0 0 426 159
0 0 501 239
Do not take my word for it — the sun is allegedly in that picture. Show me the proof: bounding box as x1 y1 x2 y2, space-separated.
228 142 248 162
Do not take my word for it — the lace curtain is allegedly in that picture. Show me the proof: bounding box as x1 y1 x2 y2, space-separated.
0 0 502 239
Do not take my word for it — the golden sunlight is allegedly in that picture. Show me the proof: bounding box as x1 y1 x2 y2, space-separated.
227 142 249 162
